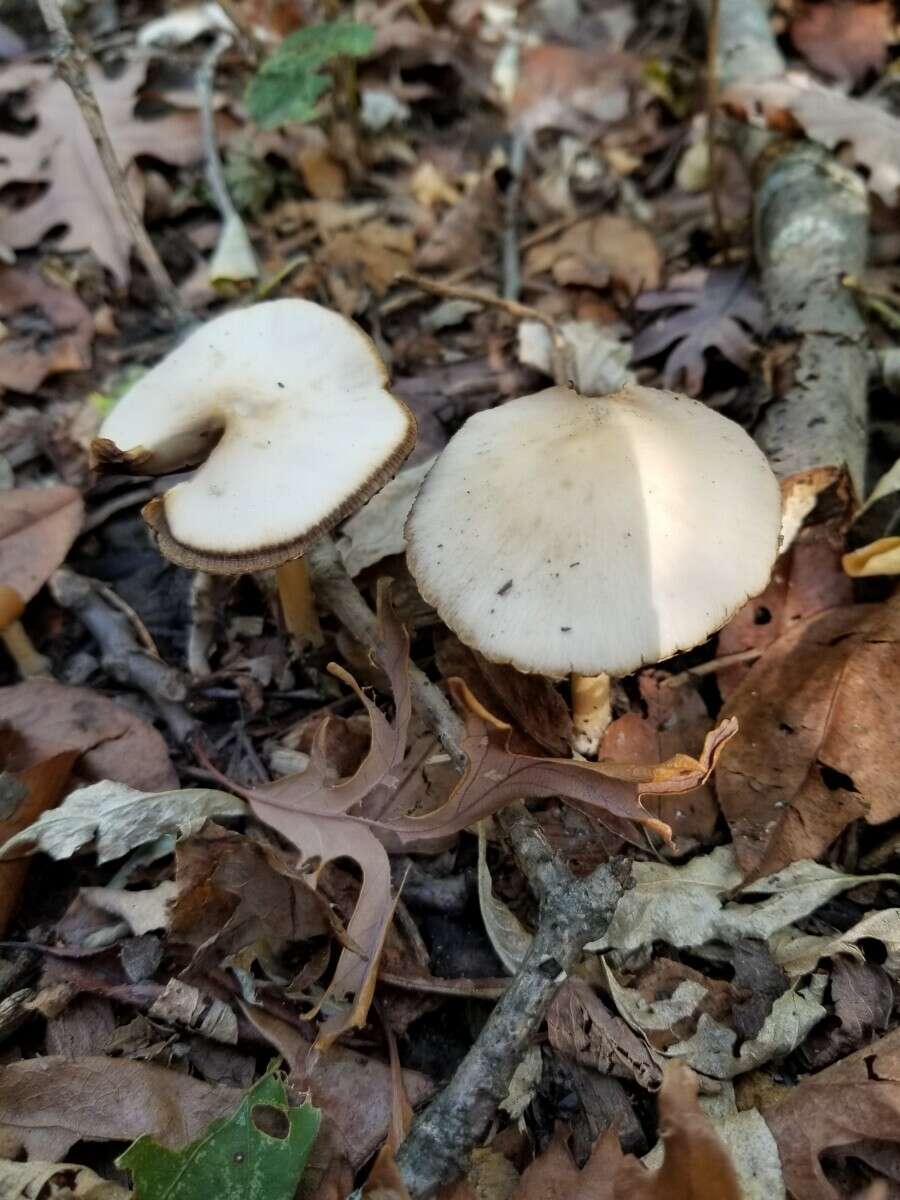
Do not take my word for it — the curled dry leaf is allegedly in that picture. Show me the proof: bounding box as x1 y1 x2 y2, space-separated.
0 269 94 394
0 679 177 792
723 73 900 206
0 1159 130 1200
0 62 204 282
771 907 900 979
717 596 900 878
547 978 664 1091
525 215 662 296
789 1 893 85
0 1055 241 1161
0 779 245 865
477 819 532 975
633 267 764 396
0 485 83 604
763 1027 900 1200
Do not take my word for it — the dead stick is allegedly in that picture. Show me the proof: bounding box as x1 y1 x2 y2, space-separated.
35 0 189 323
705 0 728 250
396 272 572 388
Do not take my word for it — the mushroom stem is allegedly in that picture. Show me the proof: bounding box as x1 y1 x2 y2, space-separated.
570 671 612 757
276 558 324 651
0 586 48 678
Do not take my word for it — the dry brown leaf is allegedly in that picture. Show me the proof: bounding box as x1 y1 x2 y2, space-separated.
413 176 499 272
0 679 178 792
0 1055 240 1161
525 214 661 296
511 45 636 137
0 751 77 935
717 596 900 878
547 978 664 1090
790 0 892 84
723 73 900 205
321 220 415 310
0 269 94 394
763 1027 900 1200
0 485 83 604
0 62 203 282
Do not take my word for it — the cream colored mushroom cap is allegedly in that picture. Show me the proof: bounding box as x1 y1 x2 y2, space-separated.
93 300 415 573
406 385 781 676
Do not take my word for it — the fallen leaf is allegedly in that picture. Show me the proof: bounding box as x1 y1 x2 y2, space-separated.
717 597 900 877
148 978 239 1046
633 266 764 395
413 175 498 272
771 907 900 978
790 1 892 84
585 845 896 954
510 45 636 137
0 485 83 604
0 679 177 792
0 62 205 283
80 879 179 936
0 1055 241 1161
517 319 633 396
843 536 900 576
724 73 900 206
0 780 245 865
763 1027 900 1200
477 819 532 975
0 1159 130 1199
0 269 94 394
0 752 77 935
336 458 434 578
525 215 661 296
547 978 664 1090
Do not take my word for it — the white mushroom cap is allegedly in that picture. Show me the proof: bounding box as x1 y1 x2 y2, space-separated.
406 384 781 677
93 300 415 573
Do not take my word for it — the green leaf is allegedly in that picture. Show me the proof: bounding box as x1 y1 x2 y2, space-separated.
246 22 375 128
117 1067 320 1200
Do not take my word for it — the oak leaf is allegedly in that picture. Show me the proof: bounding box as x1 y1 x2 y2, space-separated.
0 484 83 604
0 62 203 283
0 269 94 394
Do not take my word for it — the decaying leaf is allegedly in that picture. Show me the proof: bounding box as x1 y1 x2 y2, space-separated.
0 269 94 394
547 978 664 1091
0 679 178 792
724 73 900 206
0 484 83 604
477 820 532 975
771 908 900 979
0 1055 241 1161
763 1027 900 1200
717 597 900 878
524 214 661 296
118 1065 320 1200
335 458 434 578
633 267 764 395
0 780 245 865
0 1159 130 1200
510 44 636 137
0 62 204 282
790 0 893 84
585 845 897 955
80 879 179 937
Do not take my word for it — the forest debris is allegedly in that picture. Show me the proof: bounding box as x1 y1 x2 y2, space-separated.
789 0 893 83
771 908 900 979
510 44 636 137
762 1027 900 1200
147 978 238 1045
525 214 660 295
633 267 763 395
0 1159 131 1200
724 73 900 207
843 537 900 577
0 1055 241 1160
80 880 178 937
0 62 204 283
0 486 83 604
717 598 900 878
517 318 632 394
0 268 93 393
0 780 245 865
476 820 532 975
547 977 664 1090
0 679 177 791
335 457 434 578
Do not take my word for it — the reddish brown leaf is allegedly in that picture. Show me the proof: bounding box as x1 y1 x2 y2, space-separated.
763 1027 900 1200
0 485 83 604
0 679 177 792
511 45 636 138
0 751 77 935
717 597 900 878
547 978 664 1090
525 214 662 297
0 269 94 394
790 1 892 84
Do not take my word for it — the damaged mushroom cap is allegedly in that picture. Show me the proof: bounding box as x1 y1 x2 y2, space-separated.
92 300 416 573
406 384 781 677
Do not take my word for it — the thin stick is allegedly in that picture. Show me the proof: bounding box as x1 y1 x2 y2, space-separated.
36 0 189 323
705 0 728 251
502 131 527 301
396 272 571 388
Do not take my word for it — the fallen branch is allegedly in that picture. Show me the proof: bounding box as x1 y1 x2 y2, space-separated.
48 568 197 743
306 536 630 1198
696 0 870 501
36 0 190 323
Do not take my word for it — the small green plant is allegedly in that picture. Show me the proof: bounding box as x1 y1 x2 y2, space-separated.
246 21 375 128
117 1065 320 1199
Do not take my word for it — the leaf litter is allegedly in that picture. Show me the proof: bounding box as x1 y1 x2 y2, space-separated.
4 0 900 1196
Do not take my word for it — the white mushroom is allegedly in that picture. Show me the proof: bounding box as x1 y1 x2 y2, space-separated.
406 384 781 749
92 299 415 645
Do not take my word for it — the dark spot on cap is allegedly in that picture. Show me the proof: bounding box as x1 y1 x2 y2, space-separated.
561 626 571 632
277 381 285 389
569 561 580 568
497 579 513 596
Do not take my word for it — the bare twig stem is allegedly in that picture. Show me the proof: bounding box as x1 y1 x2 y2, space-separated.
502 131 527 300
36 0 189 322
396 272 572 388
214 0 263 61
705 0 728 250
198 34 239 226
48 568 197 743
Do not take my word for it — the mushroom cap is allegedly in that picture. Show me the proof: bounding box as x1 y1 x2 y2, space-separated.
406 385 781 677
93 300 415 573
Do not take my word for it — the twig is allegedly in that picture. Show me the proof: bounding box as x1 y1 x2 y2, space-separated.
660 646 762 688
396 272 572 388
502 131 527 300
704 0 728 250
214 0 263 62
35 0 189 323
306 537 631 1197
48 568 197 743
